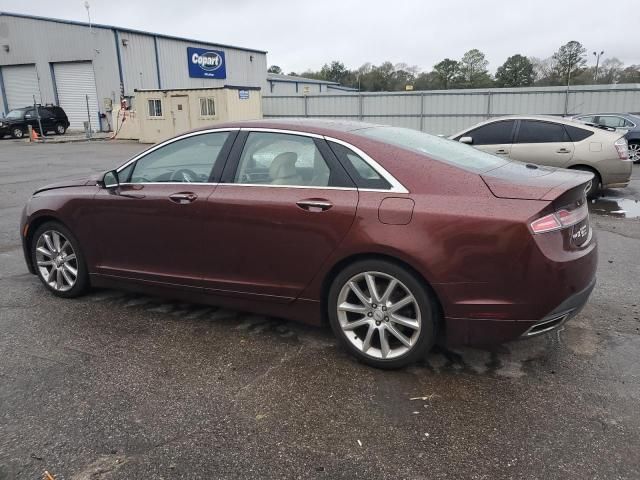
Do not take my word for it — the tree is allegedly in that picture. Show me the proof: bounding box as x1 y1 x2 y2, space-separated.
432 59 460 89
458 49 492 87
319 61 350 84
598 57 624 84
413 71 439 90
552 41 587 85
495 54 534 87
530 56 560 85
267 65 282 74
619 65 640 84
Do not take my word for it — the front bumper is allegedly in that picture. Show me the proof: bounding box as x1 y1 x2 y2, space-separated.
445 277 596 346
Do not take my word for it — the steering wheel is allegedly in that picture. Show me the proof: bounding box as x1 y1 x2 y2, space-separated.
171 169 199 183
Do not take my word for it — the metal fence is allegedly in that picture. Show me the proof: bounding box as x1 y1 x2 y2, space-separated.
262 84 640 136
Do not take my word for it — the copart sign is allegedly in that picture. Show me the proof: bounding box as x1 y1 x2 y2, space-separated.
187 47 227 79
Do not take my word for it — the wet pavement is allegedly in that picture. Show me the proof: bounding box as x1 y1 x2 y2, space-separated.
0 142 639 479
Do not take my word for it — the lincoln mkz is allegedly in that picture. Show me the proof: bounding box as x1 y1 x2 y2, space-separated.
21 120 597 368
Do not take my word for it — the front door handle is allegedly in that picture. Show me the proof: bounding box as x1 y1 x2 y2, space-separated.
169 192 198 204
296 199 333 212
495 148 509 154
557 148 571 154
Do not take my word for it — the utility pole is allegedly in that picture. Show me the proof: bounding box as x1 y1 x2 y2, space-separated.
84 1 92 32
593 50 604 82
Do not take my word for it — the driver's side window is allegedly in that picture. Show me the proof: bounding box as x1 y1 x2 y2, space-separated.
125 132 230 183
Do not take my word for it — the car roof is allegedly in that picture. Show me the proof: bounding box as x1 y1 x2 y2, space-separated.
189 118 385 137
451 114 603 137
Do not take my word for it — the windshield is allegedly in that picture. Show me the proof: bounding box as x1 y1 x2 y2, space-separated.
356 126 510 173
5 109 25 119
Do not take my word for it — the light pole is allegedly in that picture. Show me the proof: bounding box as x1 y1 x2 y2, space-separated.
593 50 604 82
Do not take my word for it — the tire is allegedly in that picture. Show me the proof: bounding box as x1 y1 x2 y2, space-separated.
571 166 601 199
629 141 640 164
30 221 89 298
55 123 67 135
328 259 438 369
11 127 24 139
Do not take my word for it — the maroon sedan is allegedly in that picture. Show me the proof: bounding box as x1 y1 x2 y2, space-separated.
21 120 597 368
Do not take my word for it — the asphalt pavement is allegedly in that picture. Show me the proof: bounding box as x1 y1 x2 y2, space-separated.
0 139 639 479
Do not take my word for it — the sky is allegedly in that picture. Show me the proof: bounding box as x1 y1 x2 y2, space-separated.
2 0 639 74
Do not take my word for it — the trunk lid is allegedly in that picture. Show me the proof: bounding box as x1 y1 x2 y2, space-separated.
480 161 593 201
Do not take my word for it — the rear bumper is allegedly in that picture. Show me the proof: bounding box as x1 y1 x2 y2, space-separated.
445 277 596 346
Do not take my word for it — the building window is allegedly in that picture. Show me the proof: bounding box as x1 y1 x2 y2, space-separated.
199 97 216 117
148 99 162 117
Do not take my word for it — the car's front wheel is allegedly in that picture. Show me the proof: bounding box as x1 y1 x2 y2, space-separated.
31 221 89 298
55 123 67 135
11 127 24 139
328 259 437 369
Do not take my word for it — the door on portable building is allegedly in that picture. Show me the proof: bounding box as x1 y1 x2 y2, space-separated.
170 95 191 135
53 62 100 131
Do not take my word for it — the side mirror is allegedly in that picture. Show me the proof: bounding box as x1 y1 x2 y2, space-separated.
102 170 119 189
459 136 473 145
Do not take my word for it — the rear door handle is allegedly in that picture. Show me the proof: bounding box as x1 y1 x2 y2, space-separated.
495 148 509 154
296 199 333 212
169 192 198 204
557 148 571 153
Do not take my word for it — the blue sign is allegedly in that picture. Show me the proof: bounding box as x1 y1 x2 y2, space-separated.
238 90 249 100
187 47 226 79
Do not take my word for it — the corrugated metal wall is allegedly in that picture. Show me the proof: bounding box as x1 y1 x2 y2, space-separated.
263 85 640 135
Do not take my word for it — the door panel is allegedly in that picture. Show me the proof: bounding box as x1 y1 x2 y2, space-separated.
90 130 234 285
509 120 574 167
200 185 358 299
462 119 516 157
92 183 216 286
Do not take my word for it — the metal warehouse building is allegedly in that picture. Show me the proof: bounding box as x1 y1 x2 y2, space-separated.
0 12 268 130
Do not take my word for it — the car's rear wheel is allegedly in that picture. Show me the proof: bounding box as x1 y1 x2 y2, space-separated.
55 123 66 135
328 259 437 369
11 127 24 139
31 222 89 298
629 141 640 164
570 166 601 198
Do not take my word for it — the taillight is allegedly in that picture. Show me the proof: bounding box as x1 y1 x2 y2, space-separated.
530 203 588 234
615 137 629 160
531 214 562 233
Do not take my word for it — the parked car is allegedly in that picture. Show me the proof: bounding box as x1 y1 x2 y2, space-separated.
450 115 632 198
20 120 597 368
572 113 640 163
0 105 69 138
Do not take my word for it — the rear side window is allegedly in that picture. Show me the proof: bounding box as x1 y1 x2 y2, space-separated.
598 116 627 128
576 115 595 124
515 120 569 143
357 126 510 174
464 120 515 145
329 142 391 190
564 124 594 142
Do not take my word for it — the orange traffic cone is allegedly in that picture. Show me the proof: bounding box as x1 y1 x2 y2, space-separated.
31 128 39 142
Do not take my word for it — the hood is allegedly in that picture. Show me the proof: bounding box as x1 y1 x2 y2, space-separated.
34 174 101 194
480 161 593 201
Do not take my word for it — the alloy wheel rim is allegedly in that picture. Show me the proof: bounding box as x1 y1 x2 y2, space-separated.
57 125 64 133
35 230 78 292
14 128 23 138
337 271 421 360
629 143 640 162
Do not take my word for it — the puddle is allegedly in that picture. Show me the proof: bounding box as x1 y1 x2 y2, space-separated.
589 197 640 219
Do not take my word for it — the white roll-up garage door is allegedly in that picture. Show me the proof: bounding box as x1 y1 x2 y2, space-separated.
2 64 41 110
53 62 100 131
